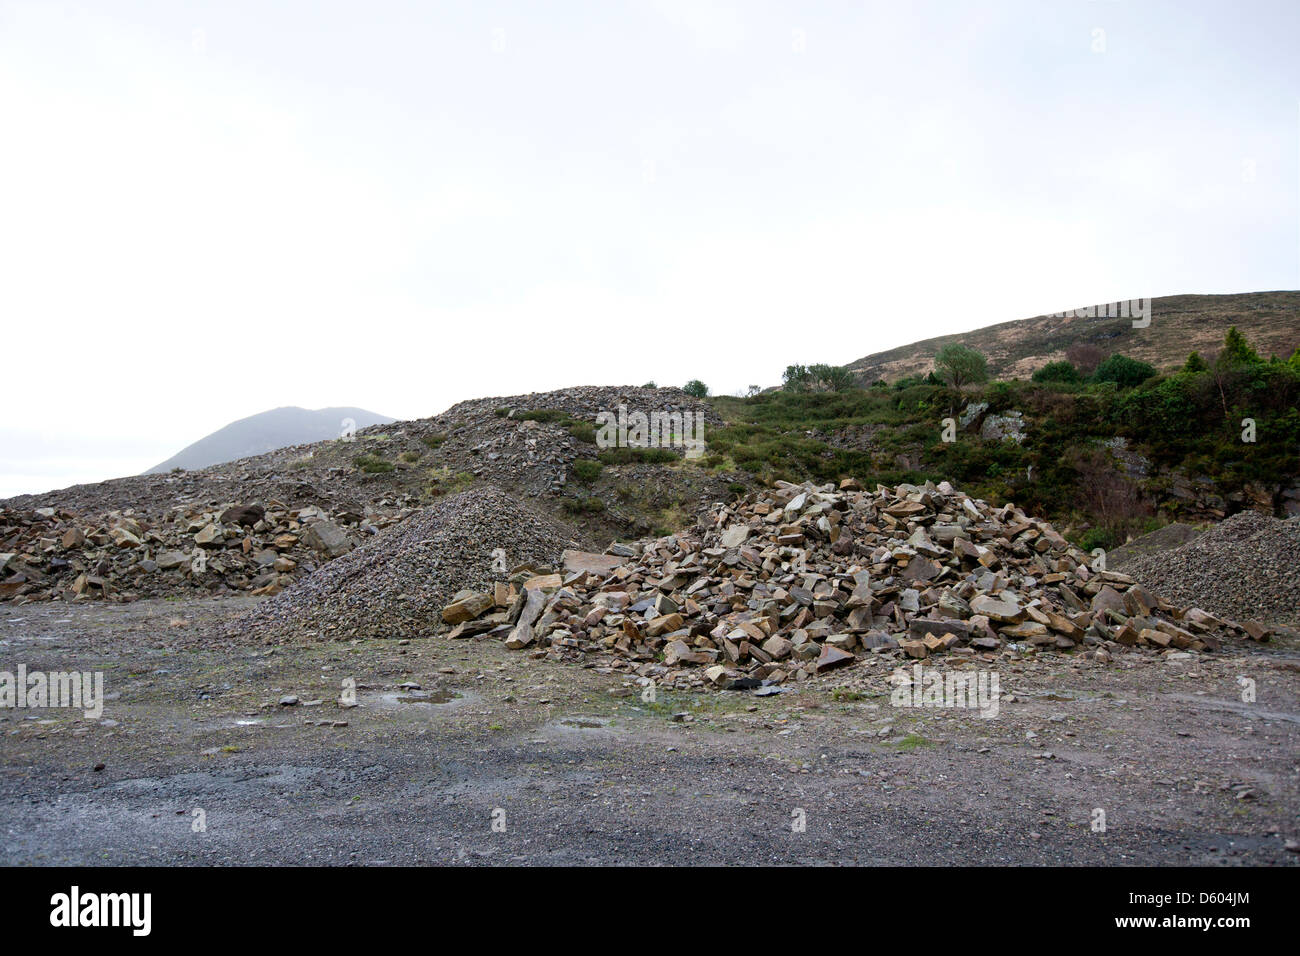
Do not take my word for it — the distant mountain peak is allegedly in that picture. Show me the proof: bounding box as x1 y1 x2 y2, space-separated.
146 406 394 474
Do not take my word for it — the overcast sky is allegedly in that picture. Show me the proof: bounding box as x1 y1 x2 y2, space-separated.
1 0 1297 498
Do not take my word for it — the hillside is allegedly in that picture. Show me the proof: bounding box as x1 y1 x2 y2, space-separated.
0 387 733 604
845 291 1299 383
146 406 394 473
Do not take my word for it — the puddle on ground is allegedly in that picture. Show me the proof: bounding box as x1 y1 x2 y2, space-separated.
560 718 605 729
372 688 468 709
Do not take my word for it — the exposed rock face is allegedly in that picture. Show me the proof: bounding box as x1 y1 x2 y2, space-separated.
979 411 1026 443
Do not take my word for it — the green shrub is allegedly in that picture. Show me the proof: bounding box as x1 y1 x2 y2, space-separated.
1093 354 1156 387
562 496 606 515
566 420 597 444
353 454 394 474
421 433 447 449
516 408 568 423
683 380 709 398
1032 360 1082 384
597 446 677 465
572 459 603 482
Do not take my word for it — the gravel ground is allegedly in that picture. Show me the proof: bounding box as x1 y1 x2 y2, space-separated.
231 487 588 642
1124 512 1300 627
1 596 1297 866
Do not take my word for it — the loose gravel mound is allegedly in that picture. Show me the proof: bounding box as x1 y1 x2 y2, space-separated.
1124 511 1300 627
232 486 585 641
1107 522 1206 570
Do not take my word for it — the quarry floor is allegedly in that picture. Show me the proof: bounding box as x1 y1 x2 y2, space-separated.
1 596 1297 866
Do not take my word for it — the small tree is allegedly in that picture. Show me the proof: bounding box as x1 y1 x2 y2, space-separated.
745 385 762 397
1207 328 1264 418
682 379 709 398
818 365 858 391
934 344 989 390
1217 326 1261 369
1093 354 1156 388
782 364 812 391
1182 351 1209 373
1031 360 1082 384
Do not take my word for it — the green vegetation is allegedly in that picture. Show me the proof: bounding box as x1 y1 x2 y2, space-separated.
421 433 447 449
503 407 598 444
425 466 474 496
353 453 395 473
704 328 1298 550
572 458 604 482
515 408 569 423
565 420 597 444
783 363 858 392
1094 353 1157 388
597 446 678 465
400 451 421 463
1031 360 1082 384
683 379 709 398
562 496 606 515
934 343 990 389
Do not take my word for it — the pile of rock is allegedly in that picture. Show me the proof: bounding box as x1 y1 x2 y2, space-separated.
1 386 730 599
1123 510 1300 627
442 479 1264 689
233 485 585 642
402 384 725 498
0 500 409 604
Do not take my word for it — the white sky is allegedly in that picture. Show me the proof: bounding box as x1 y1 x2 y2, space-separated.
1 0 1297 498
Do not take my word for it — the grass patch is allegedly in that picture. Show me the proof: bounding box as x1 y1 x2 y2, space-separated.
596 446 678 465
565 420 597 444
353 454 395 474
426 466 474 496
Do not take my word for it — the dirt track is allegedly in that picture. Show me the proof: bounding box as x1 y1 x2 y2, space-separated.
2 597 1297 865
